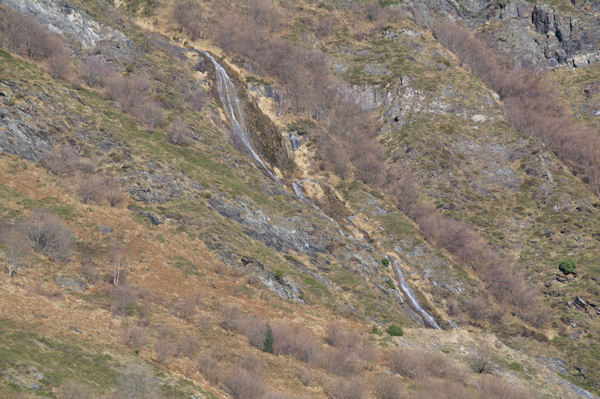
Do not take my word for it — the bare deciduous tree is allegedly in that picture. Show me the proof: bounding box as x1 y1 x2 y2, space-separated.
373 375 406 399
111 245 127 286
171 1 203 39
21 210 74 262
76 174 107 204
1 229 31 277
45 46 72 80
80 57 113 87
134 100 165 130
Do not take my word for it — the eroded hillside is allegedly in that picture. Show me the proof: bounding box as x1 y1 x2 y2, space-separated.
0 0 599 398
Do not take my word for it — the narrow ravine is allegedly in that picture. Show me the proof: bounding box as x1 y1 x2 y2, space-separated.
199 50 279 181
391 257 442 329
200 49 443 330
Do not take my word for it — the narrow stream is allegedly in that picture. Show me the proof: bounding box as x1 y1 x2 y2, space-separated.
200 50 442 330
391 257 442 329
199 50 279 181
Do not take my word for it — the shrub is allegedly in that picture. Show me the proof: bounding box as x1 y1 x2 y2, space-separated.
171 1 203 40
172 293 200 321
184 86 209 111
272 322 321 365
386 324 403 337
105 178 126 207
370 325 382 335
111 285 139 316
387 348 464 382
21 210 74 262
321 347 364 376
472 351 493 374
479 375 530 399
0 7 68 62
225 367 265 399
373 375 406 399
197 354 224 385
42 145 80 175
166 119 193 146
273 269 284 280
105 73 151 114
177 335 198 358
326 376 365 399
45 47 72 80
220 303 242 331
134 100 165 130
381 258 390 267
75 174 107 204
558 258 576 275
154 330 176 364
80 57 114 87
121 325 146 349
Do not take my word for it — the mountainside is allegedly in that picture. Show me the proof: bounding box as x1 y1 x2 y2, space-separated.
0 0 599 398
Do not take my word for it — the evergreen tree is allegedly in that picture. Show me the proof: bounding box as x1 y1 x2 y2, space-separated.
263 323 274 353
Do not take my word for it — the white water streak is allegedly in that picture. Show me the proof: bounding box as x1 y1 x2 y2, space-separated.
200 51 277 180
391 257 442 329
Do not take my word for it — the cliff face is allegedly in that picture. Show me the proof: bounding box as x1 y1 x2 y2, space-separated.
415 0 600 67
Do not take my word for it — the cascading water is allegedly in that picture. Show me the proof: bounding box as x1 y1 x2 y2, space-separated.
291 181 310 202
200 50 442 330
391 257 442 330
199 50 279 181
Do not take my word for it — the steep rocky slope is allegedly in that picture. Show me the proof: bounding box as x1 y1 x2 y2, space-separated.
0 0 599 398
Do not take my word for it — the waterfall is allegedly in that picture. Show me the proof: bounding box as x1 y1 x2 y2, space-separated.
292 181 310 202
199 50 443 330
199 50 278 181
391 257 442 330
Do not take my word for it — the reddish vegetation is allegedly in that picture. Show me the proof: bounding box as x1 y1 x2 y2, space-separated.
391 174 548 327
432 20 600 196
0 6 71 79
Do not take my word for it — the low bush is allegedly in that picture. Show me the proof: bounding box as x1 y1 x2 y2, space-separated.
167 119 193 146
386 324 403 336
42 145 80 176
21 210 74 262
197 354 224 385
225 366 265 399
326 376 366 399
373 375 406 399
558 258 576 275
121 325 146 349
76 174 108 204
387 348 464 382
